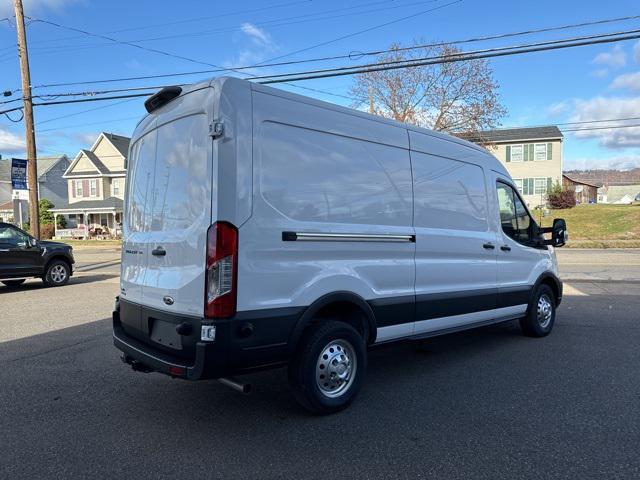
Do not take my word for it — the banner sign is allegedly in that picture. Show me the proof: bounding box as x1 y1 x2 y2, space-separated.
11 158 28 190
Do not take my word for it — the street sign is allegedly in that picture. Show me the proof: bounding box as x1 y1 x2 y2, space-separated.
11 158 28 190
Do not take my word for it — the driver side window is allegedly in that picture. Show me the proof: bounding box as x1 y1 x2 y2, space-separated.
496 183 535 245
0 226 28 247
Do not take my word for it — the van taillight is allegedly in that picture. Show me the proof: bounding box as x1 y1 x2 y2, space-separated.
205 222 238 318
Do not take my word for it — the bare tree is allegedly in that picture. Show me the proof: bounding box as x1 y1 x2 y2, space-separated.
350 42 507 134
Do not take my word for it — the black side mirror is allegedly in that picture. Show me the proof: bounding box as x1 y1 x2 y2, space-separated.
29 237 38 248
543 218 567 247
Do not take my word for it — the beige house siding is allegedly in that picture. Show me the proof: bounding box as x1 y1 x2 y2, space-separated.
486 140 563 207
93 136 125 171
73 152 100 173
67 177 105 204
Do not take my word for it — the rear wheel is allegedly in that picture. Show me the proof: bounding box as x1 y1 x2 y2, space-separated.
520 284 556 337
2 279 26 288
43 260 70 287
288 321 366 414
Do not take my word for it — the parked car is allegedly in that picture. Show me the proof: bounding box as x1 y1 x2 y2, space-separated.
113 77 567 414
0 222 74 288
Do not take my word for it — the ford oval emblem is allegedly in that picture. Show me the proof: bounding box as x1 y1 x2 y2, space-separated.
163 296 174 306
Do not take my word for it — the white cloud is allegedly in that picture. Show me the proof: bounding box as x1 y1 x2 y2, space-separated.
569 96 640 149
591 68 609 78
0 126 25 153
240 23 271 47
592 45 626 69
547 101 569 117
610 72 640 92
565 154 640 171
0 0 81 16
223 23 276 75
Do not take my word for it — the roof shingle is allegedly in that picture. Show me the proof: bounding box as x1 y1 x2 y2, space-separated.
460 126 563 144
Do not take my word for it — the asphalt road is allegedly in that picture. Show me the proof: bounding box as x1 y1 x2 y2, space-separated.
1 250 639 479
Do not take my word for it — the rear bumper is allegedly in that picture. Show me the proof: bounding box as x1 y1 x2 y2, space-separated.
112 298 302 380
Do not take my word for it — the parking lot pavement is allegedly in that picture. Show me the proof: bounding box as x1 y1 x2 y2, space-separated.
1 278 639 479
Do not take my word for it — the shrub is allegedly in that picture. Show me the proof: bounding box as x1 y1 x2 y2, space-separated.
547 182 575 209
41 223 55 239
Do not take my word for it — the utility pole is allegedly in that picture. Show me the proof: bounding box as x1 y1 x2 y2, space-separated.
14 0 40 238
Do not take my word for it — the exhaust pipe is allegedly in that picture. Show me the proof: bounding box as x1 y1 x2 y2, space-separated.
218 377 252 394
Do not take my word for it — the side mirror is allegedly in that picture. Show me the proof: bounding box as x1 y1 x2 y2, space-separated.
29 237 38 247
544 218 567 247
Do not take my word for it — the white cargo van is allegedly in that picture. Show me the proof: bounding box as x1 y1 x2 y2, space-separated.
114 77 567 413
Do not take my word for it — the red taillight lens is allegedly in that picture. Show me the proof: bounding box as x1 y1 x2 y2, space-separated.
205 222 238 318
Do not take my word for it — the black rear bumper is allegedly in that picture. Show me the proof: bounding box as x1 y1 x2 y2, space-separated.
112 298 302 380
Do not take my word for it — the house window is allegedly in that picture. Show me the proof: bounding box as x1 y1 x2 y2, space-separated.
76 181 83 197
112 178 120 196
534 178 548 194
509 145 523 162
90 179 97 197
513 178 524 194
535 144 547 161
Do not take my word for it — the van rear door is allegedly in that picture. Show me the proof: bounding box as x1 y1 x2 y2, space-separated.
121 87 215 320
142 114 213 316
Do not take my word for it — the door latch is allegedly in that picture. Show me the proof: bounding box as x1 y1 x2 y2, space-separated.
209 122 224 139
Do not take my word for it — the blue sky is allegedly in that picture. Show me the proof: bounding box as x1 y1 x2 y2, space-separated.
1 0 639 170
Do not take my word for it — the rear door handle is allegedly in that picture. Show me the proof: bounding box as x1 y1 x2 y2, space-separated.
501 245 511 252
152 247 166 257
483 243 495 250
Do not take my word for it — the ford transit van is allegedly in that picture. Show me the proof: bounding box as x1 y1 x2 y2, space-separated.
113 77 567 414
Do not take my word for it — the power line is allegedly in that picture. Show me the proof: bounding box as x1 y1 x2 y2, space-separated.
561 123 640 133
28 0 314 44
29 0 439 52
256 0 463 65
257 29 640 83
38 97 141 125
38 115 141 132
17 13 640 93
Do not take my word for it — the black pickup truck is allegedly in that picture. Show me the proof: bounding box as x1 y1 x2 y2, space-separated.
0 222 74 288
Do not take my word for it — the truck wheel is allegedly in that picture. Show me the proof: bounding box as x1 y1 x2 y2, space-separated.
43 260 70 287
520 284 556 337
2 279 26 288
288 320 366 414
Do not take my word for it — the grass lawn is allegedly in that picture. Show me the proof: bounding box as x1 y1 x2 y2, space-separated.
538 204 640 248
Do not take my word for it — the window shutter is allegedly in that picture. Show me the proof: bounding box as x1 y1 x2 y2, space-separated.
524 144 529 162
547 177 552 193
71 180 76 198
506 145 511 162
82 180 89 197
529 144 534 161
523 178 528 195
547 143 552 160
96 180 100 197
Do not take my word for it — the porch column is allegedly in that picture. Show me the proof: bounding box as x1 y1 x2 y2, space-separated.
53 213 58 238
83 211 88 239
111 212 117 238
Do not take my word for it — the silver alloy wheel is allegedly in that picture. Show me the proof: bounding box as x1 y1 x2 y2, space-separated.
537 293 553 329
316 339 357 399
50 264 67 284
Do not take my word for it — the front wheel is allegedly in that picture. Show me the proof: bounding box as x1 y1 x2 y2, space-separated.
2 279 26 288
43 260 70 287
520 284 556 337
288 321 366 414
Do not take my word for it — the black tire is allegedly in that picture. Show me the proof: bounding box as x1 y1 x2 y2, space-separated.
288 320 366 414
42 260 70 287
520 284 556 337
2 279 26 288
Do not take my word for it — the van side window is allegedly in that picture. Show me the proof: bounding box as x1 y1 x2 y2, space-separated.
496 183 534 245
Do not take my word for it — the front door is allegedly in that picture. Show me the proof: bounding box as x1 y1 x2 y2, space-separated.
494 179 543 310
0 224 41 277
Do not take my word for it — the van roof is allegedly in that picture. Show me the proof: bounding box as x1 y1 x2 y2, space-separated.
136 76 509 177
